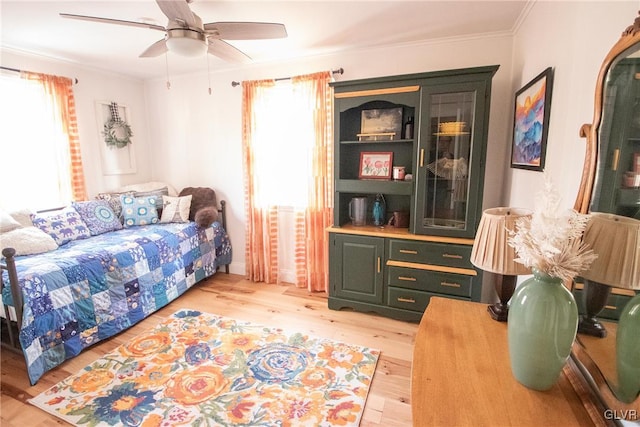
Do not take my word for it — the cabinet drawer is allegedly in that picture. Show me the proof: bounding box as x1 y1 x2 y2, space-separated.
387 239 472 269
388 266 473 297
388 288 468 312
388 287 432 312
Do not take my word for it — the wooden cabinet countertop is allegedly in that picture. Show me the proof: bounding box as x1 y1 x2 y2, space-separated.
411 297 595 426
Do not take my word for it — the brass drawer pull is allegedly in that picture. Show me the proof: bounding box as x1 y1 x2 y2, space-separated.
442 253 463 259
397 297 416 303
612 148 619 171
441 281 461 288
399 249 418 254
377 257 381 273
605 305 617 310
399 276 417 281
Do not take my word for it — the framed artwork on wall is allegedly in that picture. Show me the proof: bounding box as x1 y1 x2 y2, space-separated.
96 100 137 175
359 151 393 179
510 67 554 171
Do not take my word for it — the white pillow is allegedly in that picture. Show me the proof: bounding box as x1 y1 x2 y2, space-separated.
1 226 58 256
116 181 178 197
160 195 192 223
0 210 21 233
9 208 34 228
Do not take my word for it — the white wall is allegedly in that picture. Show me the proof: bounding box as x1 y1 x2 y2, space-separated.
508 1 638 210
504 1 637 292
144 35 514 276
0 49 153 197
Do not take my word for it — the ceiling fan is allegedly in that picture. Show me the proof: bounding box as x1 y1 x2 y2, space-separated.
60 0 287 63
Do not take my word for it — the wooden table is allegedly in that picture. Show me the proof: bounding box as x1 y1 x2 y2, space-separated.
411 297 596 426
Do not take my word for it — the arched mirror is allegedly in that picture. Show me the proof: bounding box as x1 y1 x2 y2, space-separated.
571 13 640 425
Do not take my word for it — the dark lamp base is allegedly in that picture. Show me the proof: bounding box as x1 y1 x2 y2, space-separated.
576 280 611 338
487 274 518 322
577 315 608 338
487 303 509 322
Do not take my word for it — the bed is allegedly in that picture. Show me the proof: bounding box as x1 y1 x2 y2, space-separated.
1 200 231 384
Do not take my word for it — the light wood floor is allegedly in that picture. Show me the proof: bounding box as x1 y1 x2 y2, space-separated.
1 273 417 426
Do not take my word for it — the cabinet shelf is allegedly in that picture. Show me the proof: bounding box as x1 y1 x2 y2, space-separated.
339 139 414 145
336 179 413 195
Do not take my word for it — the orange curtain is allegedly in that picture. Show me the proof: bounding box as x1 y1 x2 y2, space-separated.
241 72 333 291
22 71 87 201
292 72 333 292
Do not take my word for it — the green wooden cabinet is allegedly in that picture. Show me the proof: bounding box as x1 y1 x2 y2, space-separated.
328 229 483 322
328 66 497 321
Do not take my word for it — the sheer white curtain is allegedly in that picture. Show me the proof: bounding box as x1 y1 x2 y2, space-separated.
0 74 82 210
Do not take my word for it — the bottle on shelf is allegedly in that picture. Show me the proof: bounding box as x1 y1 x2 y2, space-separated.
372 193 386 226
404 116 414 139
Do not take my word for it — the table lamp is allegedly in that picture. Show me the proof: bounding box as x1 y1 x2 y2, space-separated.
578 212 640 338
579 212 640 402
471 207 533 321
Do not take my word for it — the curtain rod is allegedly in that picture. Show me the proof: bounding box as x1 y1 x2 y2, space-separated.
231 68 343 87
0 66 79 84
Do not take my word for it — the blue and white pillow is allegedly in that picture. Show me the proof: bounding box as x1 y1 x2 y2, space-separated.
120 195 159 227
31 207 91 245
72 200 122 236
95 191 134 219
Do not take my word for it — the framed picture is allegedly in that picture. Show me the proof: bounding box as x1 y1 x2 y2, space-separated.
359 152 393 179
510 67 554 171
360 108 403 140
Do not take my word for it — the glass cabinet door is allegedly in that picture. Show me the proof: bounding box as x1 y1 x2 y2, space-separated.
591 57 640 219
413 81 488 237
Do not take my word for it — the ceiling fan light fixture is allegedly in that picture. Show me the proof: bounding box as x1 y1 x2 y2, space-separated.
166 29 207 57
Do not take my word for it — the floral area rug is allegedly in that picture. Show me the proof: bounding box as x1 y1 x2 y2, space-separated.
29 309 380 427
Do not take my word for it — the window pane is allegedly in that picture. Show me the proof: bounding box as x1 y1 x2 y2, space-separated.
0 75 71 210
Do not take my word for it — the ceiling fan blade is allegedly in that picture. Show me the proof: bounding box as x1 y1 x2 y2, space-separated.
204 22 287 40
139 39 168 58
207 39 252 64
156 0 197 28
60 13 165 31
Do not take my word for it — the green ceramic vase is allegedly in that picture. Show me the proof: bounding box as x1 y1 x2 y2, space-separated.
507 269 578 391
616 293 640 403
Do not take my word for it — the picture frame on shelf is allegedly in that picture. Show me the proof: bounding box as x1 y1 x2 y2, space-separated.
359 152 393 179
360 108 403 140
510 67 554 171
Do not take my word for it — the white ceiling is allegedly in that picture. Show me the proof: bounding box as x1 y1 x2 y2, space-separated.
1 1 530 80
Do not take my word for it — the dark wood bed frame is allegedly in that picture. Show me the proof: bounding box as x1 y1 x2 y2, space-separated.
0 200 229 353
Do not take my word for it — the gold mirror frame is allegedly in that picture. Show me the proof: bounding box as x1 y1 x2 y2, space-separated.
575 15 640 215
570 13 640 426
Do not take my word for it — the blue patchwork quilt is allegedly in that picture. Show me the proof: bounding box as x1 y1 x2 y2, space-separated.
1 221 232 384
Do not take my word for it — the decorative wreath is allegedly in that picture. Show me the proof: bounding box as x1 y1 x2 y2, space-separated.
102 102 133 148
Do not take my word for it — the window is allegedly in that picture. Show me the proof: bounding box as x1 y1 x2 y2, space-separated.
0 74 74 210
250 81 315 208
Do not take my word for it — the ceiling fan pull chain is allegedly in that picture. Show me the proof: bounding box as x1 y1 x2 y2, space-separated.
207 53 212 95
165 52 171 90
